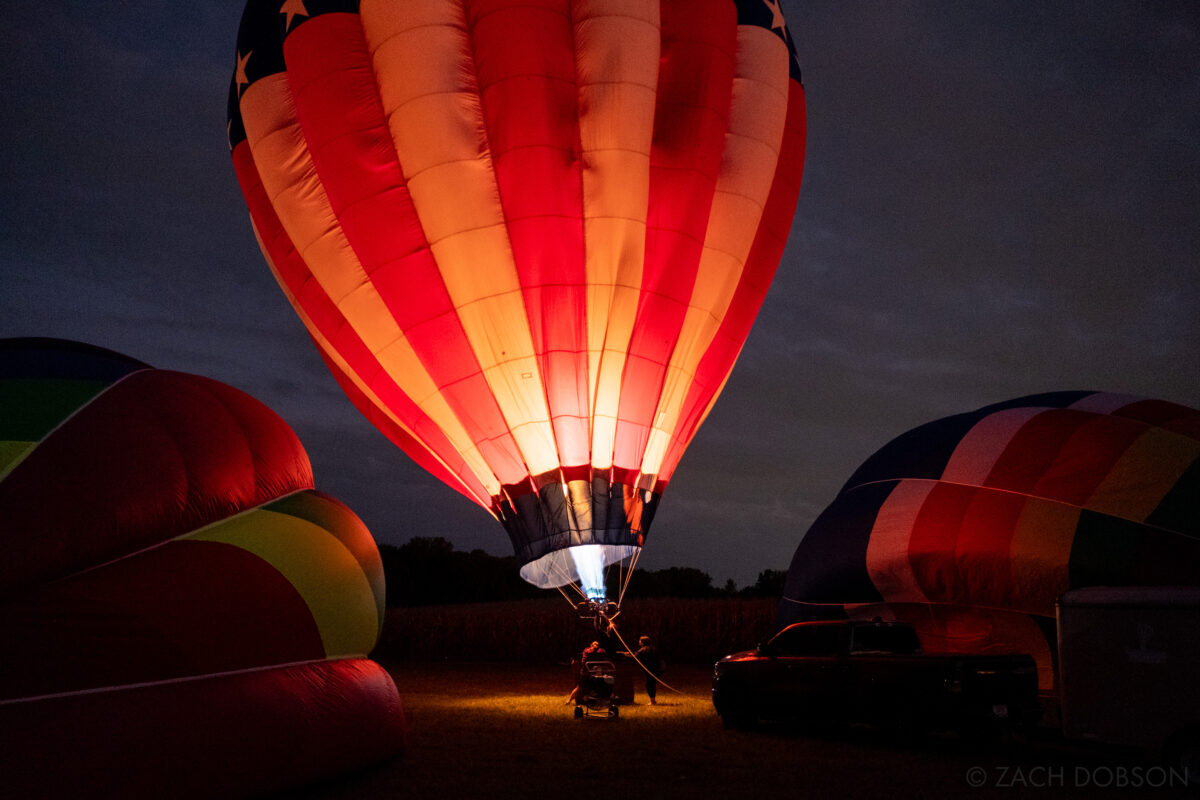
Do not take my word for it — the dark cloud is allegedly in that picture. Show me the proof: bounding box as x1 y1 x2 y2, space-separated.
1 1 1196 588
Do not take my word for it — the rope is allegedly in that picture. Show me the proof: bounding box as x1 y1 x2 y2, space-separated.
552 555 687 699
549 555 587 601
617 545 642 608
606 617 686 696
555 584 578 609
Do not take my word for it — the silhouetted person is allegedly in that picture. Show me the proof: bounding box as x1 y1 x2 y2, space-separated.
581 640 607 663
566 641 608 704
627 635 662 705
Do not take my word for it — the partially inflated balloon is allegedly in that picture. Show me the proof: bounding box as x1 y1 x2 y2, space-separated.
228 0 805 590
780 391 1200 689
0 339 404 799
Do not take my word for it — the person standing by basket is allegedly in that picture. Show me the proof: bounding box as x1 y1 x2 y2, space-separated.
628 635 663 705
566 641 608 705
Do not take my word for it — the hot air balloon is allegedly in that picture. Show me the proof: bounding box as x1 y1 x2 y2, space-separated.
779 391 1200 689
0 338 404 799
227 0 806 611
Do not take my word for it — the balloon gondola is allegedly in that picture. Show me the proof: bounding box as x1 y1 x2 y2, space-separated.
228 0 806 612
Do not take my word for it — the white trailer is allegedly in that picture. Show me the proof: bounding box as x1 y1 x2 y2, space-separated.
1057 587 1200 775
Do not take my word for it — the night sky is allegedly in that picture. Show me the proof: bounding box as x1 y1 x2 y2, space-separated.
3 2 1197 589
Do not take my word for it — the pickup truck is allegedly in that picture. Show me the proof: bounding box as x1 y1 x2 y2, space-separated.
712 619 1040 732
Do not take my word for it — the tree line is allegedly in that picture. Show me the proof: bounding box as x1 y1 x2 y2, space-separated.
379 537 786 607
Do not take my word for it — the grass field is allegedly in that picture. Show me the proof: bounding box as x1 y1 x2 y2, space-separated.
278 659 1179 800
271 601 1189 799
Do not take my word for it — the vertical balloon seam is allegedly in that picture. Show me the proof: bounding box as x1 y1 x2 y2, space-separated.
462 0 565 490
608 1 662 486
611 1 733 489
690 20 790 354
562 0 637 558
356 2 551 493
311 342 493 507
645 20 738 483
607 1 683 480
244 19 432 481
941 407 1047 487
288 6 748 510
564 0 597 464
864 478 936 605
277 10 505 502
242 183 492 506
638 22 790 483
657 109 804 482
403 2 556 484
658 76 806 484
466 0 590 484
488 1 654 577
463 0 657 510
1008 412 1128 501
0 368 154 485
577 1 660 476
236 23 502 504
550 1 593 477
228 2 808 586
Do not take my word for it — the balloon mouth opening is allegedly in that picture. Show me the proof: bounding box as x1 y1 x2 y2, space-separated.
519 544 641 596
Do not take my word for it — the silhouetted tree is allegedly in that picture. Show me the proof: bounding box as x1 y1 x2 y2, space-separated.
379 538 777 605
740 569 787 598
620 566 716 598
379 538 539 606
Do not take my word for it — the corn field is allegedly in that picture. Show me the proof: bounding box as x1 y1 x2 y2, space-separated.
374 597 780 665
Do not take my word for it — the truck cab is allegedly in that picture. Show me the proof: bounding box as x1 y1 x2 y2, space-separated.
713 619 1038 732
